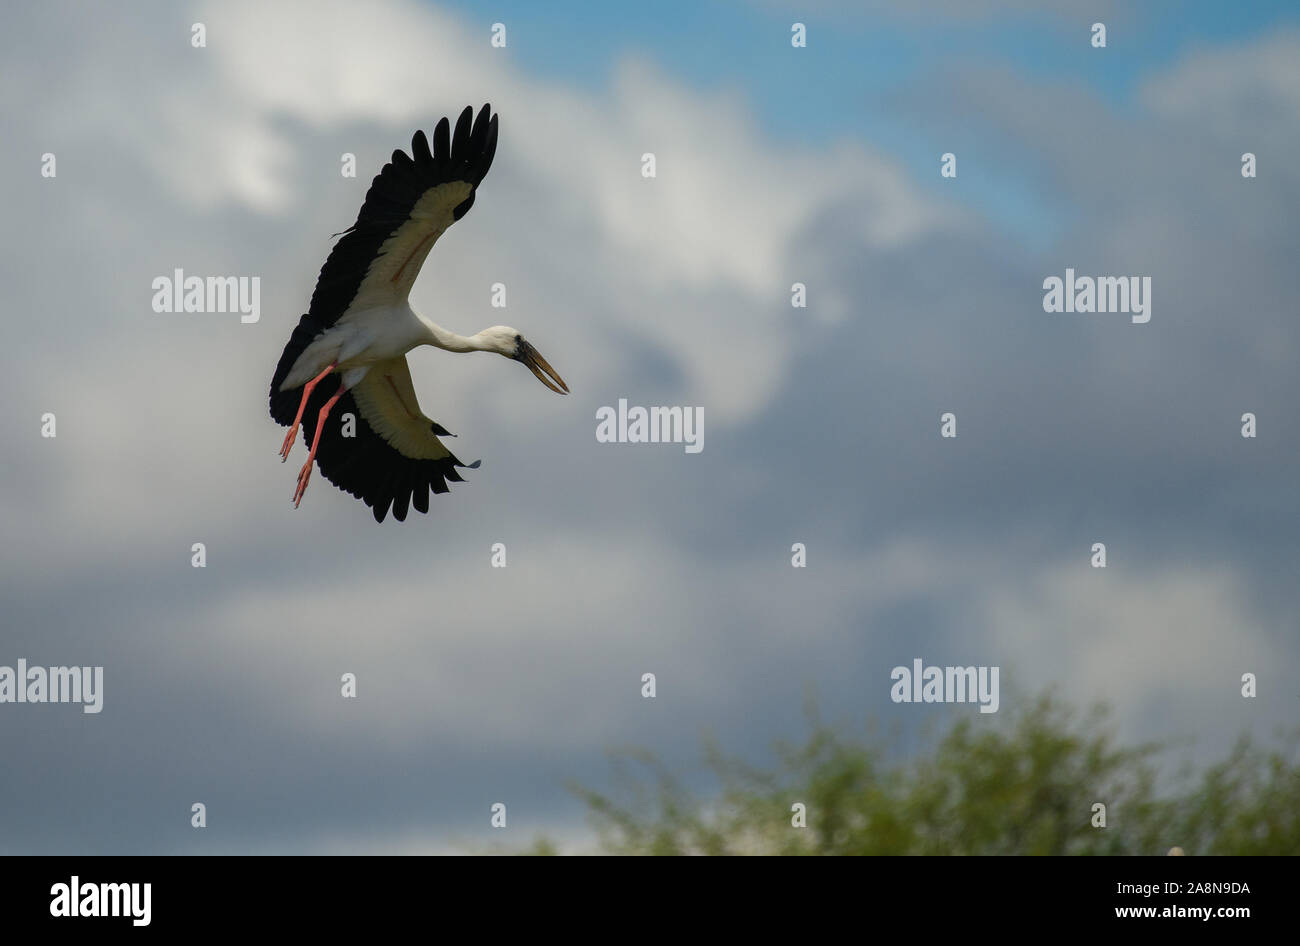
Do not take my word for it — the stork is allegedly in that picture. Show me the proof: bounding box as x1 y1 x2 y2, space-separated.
269 105 568 522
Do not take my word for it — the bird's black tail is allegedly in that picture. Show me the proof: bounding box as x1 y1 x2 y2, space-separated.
269 313 327 425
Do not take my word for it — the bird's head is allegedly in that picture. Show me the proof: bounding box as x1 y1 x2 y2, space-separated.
479 326 569 394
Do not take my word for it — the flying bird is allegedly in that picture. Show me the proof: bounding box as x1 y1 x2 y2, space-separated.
269 104 568 522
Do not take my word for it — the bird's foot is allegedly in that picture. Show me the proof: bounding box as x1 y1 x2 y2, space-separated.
280 362 337 463
292 460 313 508
279 425 299 462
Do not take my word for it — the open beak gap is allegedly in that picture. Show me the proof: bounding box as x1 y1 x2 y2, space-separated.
519 342 569 394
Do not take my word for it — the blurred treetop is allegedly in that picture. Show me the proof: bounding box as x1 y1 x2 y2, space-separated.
547 693 1299 856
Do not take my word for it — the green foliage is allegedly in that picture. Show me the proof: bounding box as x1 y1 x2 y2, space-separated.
516 836 560 856
565 693 1300 855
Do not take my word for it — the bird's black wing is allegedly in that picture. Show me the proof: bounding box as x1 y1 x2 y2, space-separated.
295 358 479 523
309 103 499 329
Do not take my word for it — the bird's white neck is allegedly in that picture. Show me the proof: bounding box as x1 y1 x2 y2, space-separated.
417 314 486 353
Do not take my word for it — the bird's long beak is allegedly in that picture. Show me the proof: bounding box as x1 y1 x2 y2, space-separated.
517 341 569 394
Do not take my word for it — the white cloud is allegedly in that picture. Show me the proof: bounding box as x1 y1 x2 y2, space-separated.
1141 29 1300 144
983 563 1278 755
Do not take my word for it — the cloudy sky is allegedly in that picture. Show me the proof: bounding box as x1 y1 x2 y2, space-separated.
1 0 1297 853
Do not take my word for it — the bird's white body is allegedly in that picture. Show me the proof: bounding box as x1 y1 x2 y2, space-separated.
283 304 520 391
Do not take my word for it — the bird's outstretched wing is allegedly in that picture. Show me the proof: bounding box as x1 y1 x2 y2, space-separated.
309 103 499 327
294 357 480 523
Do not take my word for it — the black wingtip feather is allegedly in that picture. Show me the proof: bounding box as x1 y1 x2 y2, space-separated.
452 106 473 164
478 116 499 184
411 129 432 164
469 104 490 149
433 117 451 161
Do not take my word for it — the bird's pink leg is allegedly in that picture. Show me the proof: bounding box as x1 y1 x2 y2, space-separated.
279 363 337 462
293 386 345 508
